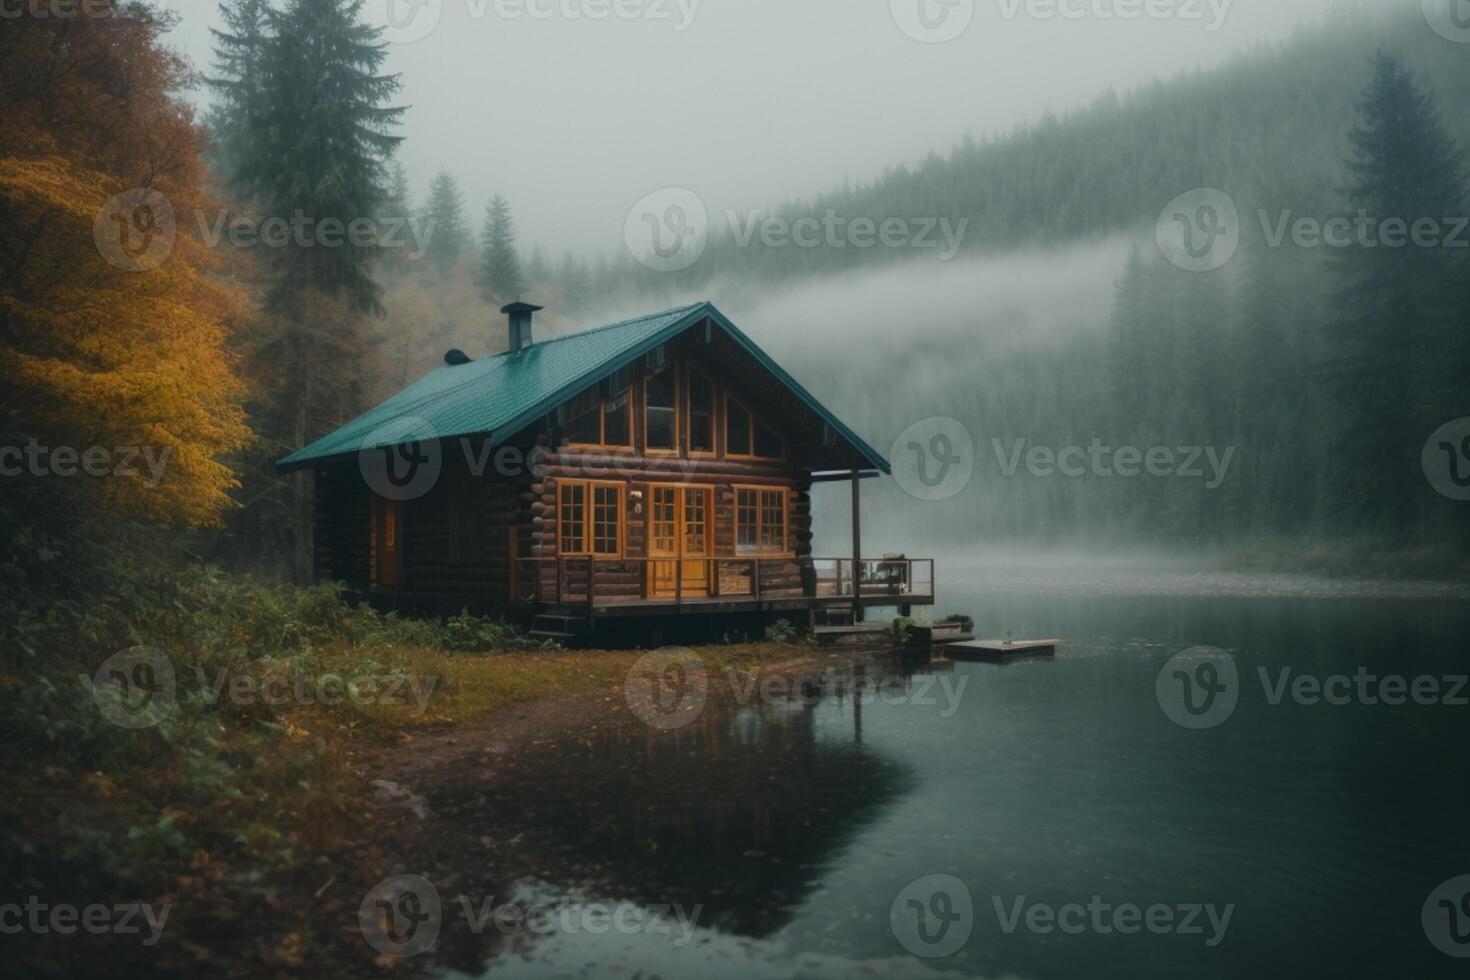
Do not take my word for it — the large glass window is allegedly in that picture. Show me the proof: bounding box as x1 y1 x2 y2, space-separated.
726 397 783 459
559 482 586 554
603 389 630 446
688 368 714 454
559 481 622 555
645 366 677 451
735 487 787 555
565 385 631 447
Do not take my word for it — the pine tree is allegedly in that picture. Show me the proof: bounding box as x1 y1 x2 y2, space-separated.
478 194 526 305
1327 53 1465 533
225 0 406 582
385 161 413 217
231 0 404 313
559 251 592 315
421 170 468 274
1104 246 1147 425
205 0 271 188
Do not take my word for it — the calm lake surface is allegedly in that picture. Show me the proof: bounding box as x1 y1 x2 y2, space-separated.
442 563 1470 980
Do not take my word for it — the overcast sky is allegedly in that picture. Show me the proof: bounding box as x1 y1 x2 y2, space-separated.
164 0 1396 255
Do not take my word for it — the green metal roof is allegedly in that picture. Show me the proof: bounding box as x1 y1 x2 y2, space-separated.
276 301 889 474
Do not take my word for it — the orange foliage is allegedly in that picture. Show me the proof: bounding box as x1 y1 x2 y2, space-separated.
0 6 251 526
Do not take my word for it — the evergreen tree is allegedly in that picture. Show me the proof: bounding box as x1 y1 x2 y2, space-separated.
559 251 593 315
230 0 404 313
224 0 405 582
421 170 469 274
525 243 550 286
1104 246 1147 425
478 194 526 305
205 0 271 188
385 161 413 217
1327 53 1464 532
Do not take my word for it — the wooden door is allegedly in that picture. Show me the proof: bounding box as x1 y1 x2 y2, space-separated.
648 485 711 598
372 495 402 589
679 486 711 596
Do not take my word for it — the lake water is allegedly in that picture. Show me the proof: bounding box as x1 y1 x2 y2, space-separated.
437 564 1469 979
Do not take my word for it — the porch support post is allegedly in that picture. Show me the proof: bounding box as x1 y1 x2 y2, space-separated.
851 469 863 624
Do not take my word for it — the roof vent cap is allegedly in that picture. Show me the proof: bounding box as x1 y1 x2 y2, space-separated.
444 349 472 366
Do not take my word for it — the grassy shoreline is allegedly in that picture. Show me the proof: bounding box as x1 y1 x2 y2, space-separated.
6 626 825 978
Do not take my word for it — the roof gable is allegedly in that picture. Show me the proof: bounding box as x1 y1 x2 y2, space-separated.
277 301 888 474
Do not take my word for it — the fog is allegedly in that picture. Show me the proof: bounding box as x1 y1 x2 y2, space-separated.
165 0 1395 254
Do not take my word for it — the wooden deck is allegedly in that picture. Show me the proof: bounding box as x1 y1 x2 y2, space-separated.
517 556 935 616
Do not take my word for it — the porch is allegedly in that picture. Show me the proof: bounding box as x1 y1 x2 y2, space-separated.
514 556 936 624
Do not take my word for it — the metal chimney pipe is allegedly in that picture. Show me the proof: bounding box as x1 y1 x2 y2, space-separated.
501 301 543 352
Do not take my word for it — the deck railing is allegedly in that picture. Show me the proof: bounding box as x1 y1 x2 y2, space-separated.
510 556 934 609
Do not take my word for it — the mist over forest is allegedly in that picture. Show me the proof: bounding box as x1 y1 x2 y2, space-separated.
322 3 1469 567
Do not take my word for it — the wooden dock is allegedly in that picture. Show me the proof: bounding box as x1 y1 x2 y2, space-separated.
949 639 1058 661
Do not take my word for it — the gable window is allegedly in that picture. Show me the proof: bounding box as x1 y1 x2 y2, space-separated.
687 367 715 454
559 480 623 556
645 365 677 452
735 487 788 555
726 396 783 459
564 384 633 448
603 388 631 446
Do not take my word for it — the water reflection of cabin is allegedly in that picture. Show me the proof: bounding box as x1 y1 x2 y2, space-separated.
277 301 934 638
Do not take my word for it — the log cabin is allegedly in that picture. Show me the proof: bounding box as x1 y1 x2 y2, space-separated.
276 301 934 640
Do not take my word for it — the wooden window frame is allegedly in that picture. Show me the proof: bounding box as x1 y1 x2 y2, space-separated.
558 479 624 557
724 394 786 461
642 362 681 456
564 384 635 451
732 485 791 557
685 364 718 458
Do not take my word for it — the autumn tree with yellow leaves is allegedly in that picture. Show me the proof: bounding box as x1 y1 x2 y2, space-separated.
0 6 249 531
